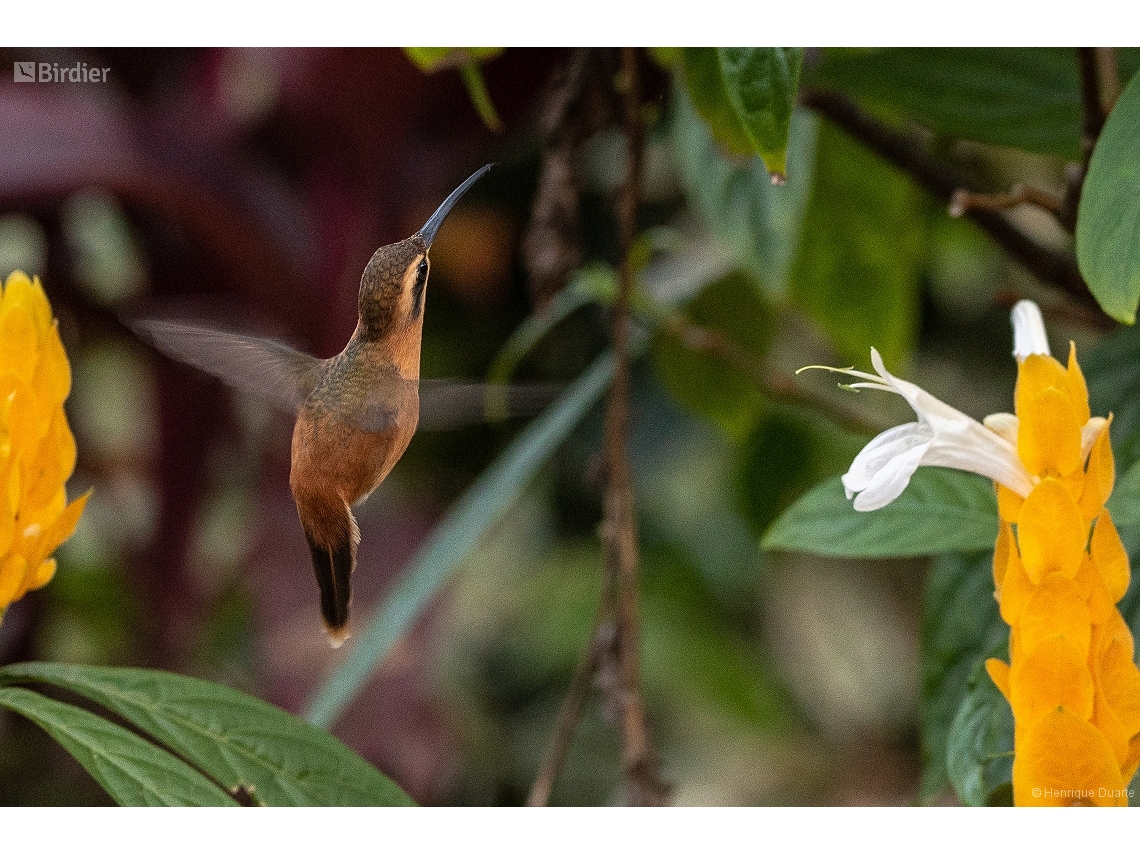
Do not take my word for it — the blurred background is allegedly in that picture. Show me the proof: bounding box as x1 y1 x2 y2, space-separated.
0 47 1104 805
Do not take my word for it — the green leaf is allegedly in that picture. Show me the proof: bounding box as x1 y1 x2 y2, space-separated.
790 119 926 366
763 467 999 558
0 685 235 806
648 47 682 70
1107 459 1140 529
734 410 814 530
1077 70 1140 324
944 659 1014 806
807 48 1140 159
1084 323 1140 468
403 48 504 132
649 270 772 440
669 82 817 297
681 48 755 156
919 551 1008 802
404 47 503 73
735 406 865 537
0 662 413 806
459 62 502 132
305 349 620 728
716 48 804 180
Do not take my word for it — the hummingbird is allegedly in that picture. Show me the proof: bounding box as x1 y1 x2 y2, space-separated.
133 164 536 647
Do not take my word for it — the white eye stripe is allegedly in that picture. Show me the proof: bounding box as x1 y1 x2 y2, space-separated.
410 257 429 320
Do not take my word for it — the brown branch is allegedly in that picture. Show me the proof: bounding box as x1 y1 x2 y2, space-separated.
526 47 668 808
522 49 613 308
1096 48 1121 113
1078 47 1108 153
600 46 669 807
949 183 1062 219
526 612 613 806
1056 48 1110 230
799 87 1095 309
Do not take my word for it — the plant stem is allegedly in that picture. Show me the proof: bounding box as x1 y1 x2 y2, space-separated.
601 46 669 807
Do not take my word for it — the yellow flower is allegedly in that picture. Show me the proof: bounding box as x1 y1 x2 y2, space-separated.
984 302 1140 806
823 299 1140 805
0 271 89 620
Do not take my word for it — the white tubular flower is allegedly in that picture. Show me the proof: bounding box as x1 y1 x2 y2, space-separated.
812 349 1035 512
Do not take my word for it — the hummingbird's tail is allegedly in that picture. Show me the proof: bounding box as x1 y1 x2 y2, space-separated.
298 495 360 648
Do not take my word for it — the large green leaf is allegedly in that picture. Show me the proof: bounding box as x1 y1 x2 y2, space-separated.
1077 71 1140 324
763 467 999 558
807 48 1140 159
0 662 413 806
790 120 926 366
670 82 817 297
0 685 235 806
944 660 1014 806
919 551 1008 802
716 48 804 180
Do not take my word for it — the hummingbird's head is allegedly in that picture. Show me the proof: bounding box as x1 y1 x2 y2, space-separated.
357 235 429 341
357 164 493 341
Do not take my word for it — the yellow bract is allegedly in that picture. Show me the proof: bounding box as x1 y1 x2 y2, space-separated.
0 271 88 618
988 342 1140 805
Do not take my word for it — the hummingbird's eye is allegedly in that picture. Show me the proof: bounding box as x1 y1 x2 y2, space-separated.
410 258 429 320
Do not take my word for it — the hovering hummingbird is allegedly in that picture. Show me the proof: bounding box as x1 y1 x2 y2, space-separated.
133 164 540 647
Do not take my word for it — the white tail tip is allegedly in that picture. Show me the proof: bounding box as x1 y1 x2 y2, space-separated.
324 625 351 649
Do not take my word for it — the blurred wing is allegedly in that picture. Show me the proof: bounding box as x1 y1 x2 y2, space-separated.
416 380 561 431
130 318 325 412
356 371 418 434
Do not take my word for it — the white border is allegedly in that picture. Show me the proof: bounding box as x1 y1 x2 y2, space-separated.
5 1 1131 48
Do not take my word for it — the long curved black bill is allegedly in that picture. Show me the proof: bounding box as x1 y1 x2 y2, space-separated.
418 163 494 247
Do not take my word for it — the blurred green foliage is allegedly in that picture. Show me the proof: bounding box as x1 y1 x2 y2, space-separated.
806 48 1140 159
791 121 926 366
